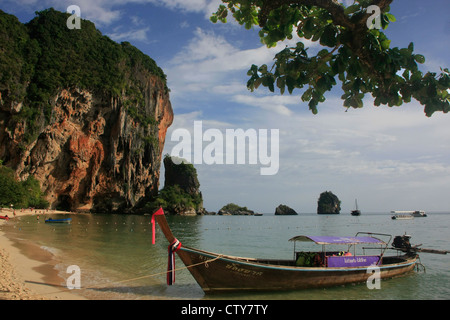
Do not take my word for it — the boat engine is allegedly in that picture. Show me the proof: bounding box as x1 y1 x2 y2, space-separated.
392 235 412 252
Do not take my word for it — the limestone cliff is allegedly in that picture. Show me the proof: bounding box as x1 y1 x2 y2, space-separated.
0 9 173 212
317 191 341 214
154 156 205 216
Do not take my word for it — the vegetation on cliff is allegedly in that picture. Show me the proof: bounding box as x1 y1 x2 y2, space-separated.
151 185 203 215
0 162 48 209
0 8 168 143
317 191 341 214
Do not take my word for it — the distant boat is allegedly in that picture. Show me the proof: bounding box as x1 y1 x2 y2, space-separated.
45 218 72 223
391 210 427 219
391 214 414 220
351 199 361 216
254 213 263 216
411 211 427 217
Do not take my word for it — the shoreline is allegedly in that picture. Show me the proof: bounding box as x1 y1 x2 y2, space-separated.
0 208 86 300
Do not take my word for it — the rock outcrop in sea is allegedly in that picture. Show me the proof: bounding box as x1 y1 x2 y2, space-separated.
218 203 256 215
152 156 206 215
0 9 173 213
317 191 341 214
275 204 298 215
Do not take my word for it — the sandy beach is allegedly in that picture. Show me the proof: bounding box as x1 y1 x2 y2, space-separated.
0 208 86 300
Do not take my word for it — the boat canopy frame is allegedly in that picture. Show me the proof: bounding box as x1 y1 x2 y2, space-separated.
289 232 392 259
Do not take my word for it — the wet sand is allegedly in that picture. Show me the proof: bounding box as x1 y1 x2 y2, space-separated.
0 208 86 300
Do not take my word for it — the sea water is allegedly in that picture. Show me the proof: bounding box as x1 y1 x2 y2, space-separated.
1 212 449 300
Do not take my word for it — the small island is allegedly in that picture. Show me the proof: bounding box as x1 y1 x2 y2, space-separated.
218 203 256 215
275 204 298 215
143 155 206 215
317 191 341 214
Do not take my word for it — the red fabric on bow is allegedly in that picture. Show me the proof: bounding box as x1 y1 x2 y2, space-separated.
151 207 164 244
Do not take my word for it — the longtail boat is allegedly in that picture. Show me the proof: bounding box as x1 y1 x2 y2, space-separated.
152 209 422 293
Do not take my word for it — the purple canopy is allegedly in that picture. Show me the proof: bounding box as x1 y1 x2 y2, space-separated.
289 235 385 245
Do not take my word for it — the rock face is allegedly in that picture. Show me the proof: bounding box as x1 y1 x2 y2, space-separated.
0 9 173 212
218 203 256 215
275 204 298 215
158 156 205 215
163 156 201 198
317 191 341 214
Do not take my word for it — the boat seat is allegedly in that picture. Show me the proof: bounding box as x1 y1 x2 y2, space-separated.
296 252 324 267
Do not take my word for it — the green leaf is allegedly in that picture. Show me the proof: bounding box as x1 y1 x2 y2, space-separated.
308 99 318 114
303 18 315 39
414 54 425 64
320 24 337 47
286 77 296 94
277 77 286 95
301 87 313 102
385 13 396 22
381 39 391 50
344 4 360 15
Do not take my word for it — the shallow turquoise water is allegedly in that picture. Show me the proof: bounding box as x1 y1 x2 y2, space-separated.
2 212 449 300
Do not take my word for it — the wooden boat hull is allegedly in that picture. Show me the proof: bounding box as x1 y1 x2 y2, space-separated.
392 215 413 220
176 246 417 293
351 210 361 216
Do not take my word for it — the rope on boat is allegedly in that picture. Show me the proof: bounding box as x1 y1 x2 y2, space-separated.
27 253 224 299
415 262 426 273
415 256 426 273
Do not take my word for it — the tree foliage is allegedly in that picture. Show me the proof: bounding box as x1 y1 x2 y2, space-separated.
211 0 449 116
0 164 49 209
153 185 203 212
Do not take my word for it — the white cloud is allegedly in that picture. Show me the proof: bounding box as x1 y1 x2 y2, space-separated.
132 0 221 18
232 94 295 116
7 0 220 26
6 0 122 25
166 27 320 117
108 26 151 42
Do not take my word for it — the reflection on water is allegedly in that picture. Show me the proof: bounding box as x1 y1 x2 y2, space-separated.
2 212 449 300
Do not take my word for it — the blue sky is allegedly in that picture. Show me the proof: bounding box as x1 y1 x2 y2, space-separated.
2 0 450 213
